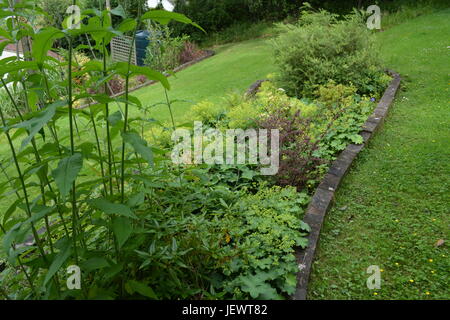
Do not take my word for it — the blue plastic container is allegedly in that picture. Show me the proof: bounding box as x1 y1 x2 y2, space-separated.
135 30 150 66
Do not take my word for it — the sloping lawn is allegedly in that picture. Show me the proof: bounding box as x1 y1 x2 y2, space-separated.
308 9 450 299
130 37 275 123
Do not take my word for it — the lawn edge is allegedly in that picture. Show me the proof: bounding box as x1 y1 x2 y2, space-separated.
291 70 402 300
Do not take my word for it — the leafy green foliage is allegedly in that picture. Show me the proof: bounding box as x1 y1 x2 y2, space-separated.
0 4 313 301
52 153 83 199
272 9 388 97
143 22 189 72
187 80 380 189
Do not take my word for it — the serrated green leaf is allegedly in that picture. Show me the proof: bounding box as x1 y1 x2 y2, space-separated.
238 273 282 299
52 153 83 199
125 280 157 299
122 132 153 165
14 100 64 151
89 198 138 219
112 216 133 248
32 27 65 66
44 246 72 286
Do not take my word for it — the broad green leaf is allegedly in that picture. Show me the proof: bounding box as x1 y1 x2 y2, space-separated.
127 192 145 207
2 199 21 225
32 27 65 66
117 18 137 33
112 62 170 90
27 205 54 224
82 8 102 17
2 223 24 250
89 198 138 219
140 10 205 32
81 257 110 272
0 10 25 18
107 111 122 126
125 280 157 299
44 246 72 286
0 28 12 40
110 5 126 18
0 61 39 77
112 216 133 248
81 60 103 73
0 40 12 56
84 16 104 45
122 132 153 165
115 95 142 107
52 153 83 198
14 100 64 151
238 273 282 299
103 262 124 280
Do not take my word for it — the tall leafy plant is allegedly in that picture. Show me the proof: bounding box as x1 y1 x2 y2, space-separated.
0 0 202 299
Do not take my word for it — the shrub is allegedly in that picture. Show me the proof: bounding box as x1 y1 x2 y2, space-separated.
144 22 190 72
227 100 260 129
272 9 386 97
179 41 204 64
258 110 325 190
190 100 226 126
172 0 250 42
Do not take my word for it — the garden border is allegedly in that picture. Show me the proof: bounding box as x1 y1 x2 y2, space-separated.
292 70 401 300
245 70 401 300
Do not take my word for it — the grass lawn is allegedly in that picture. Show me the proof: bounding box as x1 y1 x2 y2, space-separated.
308 9 450 299
130 37 275 124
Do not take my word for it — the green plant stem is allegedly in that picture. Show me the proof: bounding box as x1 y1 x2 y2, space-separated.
67 36 79 265
0 162 21 200
120 26 139 203
89 109 108 196
7 78 70 241
102 43 114 197
5 79 57 254
0 104 48 267
164 88 176 131
40 69 63 156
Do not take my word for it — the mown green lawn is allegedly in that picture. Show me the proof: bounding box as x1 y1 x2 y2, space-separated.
130 37 275 124
308 9 450 299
